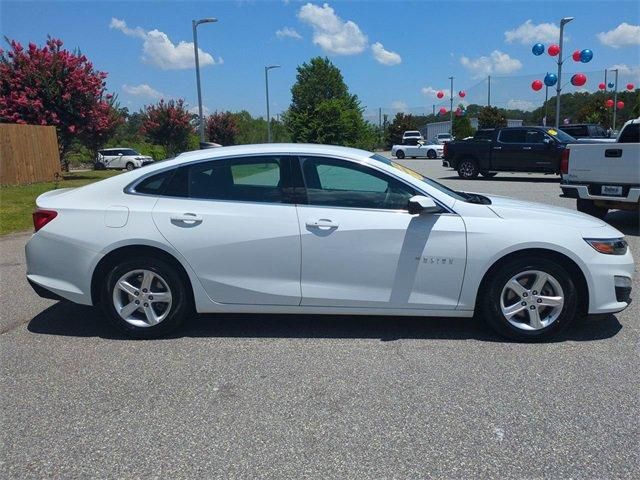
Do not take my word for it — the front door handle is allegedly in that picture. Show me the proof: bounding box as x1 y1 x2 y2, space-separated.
170 213 203 225
306 219 339 229
522 146 532 150
493 146 502 150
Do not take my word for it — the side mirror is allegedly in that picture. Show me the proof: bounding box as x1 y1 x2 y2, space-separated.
408 195 441 215
118 153 123 156
543 138 553 147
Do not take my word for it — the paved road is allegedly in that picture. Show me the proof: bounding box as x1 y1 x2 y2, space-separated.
1 159 638 479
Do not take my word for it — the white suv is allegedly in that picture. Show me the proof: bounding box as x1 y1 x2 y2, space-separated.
96 148 154 171
402 130 423 143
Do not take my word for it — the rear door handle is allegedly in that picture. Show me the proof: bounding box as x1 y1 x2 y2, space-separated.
522 146 532 150
306 219 339 229
170 213 203 225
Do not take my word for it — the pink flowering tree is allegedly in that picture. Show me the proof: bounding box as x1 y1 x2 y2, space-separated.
0 37 117 169
206 111 238 146
141 99 194 156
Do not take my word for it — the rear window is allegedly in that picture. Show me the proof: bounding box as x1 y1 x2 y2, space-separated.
618 123 640 143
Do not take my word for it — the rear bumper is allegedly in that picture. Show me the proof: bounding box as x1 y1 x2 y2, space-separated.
560 184 640 203
28 278 65 301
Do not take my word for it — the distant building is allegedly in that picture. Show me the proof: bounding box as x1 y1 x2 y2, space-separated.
419 118 523 140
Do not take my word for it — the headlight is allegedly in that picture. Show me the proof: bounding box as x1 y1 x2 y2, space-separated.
584 238 628 255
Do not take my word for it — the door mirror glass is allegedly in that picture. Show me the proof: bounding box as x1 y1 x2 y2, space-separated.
407 195 441 215
118 153 123 156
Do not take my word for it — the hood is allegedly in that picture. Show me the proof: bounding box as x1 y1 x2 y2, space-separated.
484 194 607 228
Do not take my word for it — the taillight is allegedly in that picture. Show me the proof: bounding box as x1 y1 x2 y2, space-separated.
32 209 58 232
443 142 448 157
560 148 570 175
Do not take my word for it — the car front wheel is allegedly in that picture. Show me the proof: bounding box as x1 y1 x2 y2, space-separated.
457 159 479 179
395 150 405 159
480 257 578 341
101 256 192 338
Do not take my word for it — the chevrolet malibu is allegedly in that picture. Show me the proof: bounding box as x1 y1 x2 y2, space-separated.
26 144 633 340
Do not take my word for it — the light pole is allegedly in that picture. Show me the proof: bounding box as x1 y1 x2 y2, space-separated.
449 76 454 135
611 68 619 131
554 16 573 129
192 17 217 144
265 65 281 143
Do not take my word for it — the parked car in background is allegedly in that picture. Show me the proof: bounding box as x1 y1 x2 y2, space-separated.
27 144 633 341
402 130 423 143
392 140 444 159
560 124 615 143
560 118 640 219
433 133 454 144
443 127 576 179
96 148 154 171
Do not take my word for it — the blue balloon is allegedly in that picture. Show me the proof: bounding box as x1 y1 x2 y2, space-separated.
608 82 615 88
532 43 545 56
580 49 593 63
544 73 558 87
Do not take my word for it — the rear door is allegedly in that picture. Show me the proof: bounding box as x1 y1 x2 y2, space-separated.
491 129 527 170
151 155 302 305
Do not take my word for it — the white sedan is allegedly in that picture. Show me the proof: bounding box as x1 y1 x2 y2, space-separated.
392 141 443 159
27 144 633 340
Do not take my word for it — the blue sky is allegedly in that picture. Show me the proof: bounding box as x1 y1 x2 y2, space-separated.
2 0 639 120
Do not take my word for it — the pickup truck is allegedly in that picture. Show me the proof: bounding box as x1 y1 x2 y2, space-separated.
559 123 616 143
443 126 576 179
560 118 640 219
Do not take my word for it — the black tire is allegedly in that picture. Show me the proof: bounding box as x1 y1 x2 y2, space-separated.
125 162 135 171
100 256 192 339
457 158 479 179
427 149 437 159
577 199 608 219
395 150 405 159
480 171 497 178
94 162 106 171
480 256 578 341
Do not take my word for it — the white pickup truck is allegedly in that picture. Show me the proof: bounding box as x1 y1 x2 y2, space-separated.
560 118 640 219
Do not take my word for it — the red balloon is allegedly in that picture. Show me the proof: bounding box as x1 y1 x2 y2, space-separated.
572 50 581 62
439 107 447 115
458 90 466 98
605 99 614 108
617 101 625 110
531 80 543 91
627 83 635 91
548 44 560 56
436 91 444 99
598 82 606 90
571 73 587 87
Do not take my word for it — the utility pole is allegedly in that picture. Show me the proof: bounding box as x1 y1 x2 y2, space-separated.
555 16 574 129
264 65 281 142
611 68 619 131
487 75 491 106
544 81 549 126
192 17 217 144
449 76 454 135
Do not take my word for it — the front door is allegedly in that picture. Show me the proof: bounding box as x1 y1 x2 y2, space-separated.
152 155 302 306
296 156 466 309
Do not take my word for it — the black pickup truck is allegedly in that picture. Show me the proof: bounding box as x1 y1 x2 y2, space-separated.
443 127 575 179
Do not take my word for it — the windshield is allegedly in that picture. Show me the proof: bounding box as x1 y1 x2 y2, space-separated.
370 154 469 202
121 149 141 156
545 128 576 143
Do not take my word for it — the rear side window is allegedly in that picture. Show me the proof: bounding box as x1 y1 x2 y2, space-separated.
499 130 526 143
618 123 640 143
134 169 175 195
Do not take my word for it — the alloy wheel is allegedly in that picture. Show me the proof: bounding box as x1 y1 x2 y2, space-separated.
112 269 173 328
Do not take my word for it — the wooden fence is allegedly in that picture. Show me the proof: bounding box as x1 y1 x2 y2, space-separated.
0 124 61 186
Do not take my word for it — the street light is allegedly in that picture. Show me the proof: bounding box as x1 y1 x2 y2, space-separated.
192 17 217 144
554 16 573 129
265 65 281 143
448 76 454 135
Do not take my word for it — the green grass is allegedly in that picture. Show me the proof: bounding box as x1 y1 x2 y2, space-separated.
0 170 121 235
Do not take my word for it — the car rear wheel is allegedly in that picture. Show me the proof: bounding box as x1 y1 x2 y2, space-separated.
457 159 479 179
480 171 497 178
125 162 135 171
101 257 192 339
427 149 437 159
480 257 578 341
576 199 608 219
395 150 405 159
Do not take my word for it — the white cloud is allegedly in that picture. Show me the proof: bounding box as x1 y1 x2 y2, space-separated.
371 42 401 66
297 3 367 55
122 84 164 99
608 64 640 83
276 27 302 40
504 19 562 44
506 99 537 111
421 86 450 99
110 17 222 70
391 100 408 111
460 50 522 78
188 105 211 116
598 23 640 48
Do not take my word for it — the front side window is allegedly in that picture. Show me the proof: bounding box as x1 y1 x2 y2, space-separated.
525 130 546 143
300 156 416 210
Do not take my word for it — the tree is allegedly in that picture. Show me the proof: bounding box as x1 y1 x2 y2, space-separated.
80 97 123 162
140 99 194 156
453 113 474 139
284 57 372 148
0 37 116 169
206 111 238 145
386 113 419 147
478 106 507 129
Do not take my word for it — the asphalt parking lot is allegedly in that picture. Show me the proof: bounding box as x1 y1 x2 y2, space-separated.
1 157 638 479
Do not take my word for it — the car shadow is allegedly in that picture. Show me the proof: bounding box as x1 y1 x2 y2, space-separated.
27 301 622 343
605 210 639 236
438 175 560 183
